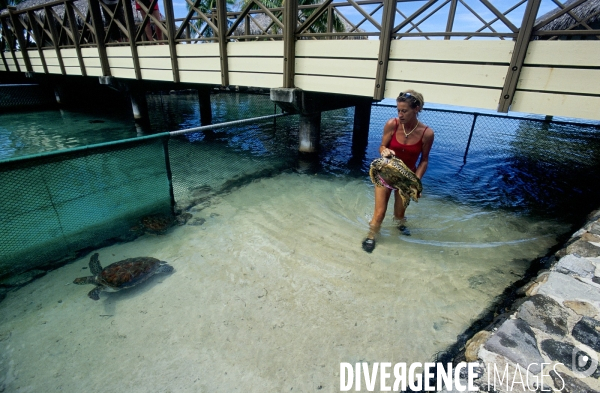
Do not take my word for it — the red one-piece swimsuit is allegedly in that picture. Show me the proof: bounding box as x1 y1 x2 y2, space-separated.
387 118 425 173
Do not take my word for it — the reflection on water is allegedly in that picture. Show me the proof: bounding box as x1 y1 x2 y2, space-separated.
1 92 600 391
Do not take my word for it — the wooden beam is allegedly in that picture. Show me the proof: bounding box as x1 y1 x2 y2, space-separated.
26 10 48 74
7 6 33 72
121 0 142 80
163 0 179 82
374 0 396 100
45 5 66 75
445 0 457 40
87 0 110 76
498 0 541 112
64 0 86 76
479 0 518 33
282 0 297 88
216 0 229 86
297 0 333 34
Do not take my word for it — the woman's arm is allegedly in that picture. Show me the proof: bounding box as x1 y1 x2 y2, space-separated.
414 127 434 179
379 118 396 157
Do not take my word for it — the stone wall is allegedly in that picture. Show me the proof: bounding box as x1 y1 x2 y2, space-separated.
447 209 600 392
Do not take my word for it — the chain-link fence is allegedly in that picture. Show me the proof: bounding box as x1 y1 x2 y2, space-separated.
0 84 56 109
2 96 600 280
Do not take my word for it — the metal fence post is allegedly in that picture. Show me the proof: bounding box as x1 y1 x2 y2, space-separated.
463 114 478 163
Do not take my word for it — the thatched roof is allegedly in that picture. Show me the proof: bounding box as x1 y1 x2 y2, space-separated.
7 0 143 23
535 0 600 31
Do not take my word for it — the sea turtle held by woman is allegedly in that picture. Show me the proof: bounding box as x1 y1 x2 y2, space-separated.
369 156 423 208
73 253 174 300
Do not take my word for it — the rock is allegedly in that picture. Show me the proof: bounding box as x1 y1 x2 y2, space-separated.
549 370 599 393
465 331 491 362
564 300 599 318
555 254 596 278
0 269 46 287
540 339 600 378
582 232 600 244
537 272 600 307
0 287 7 303
572 316 600 352
589 223 600 236
564 239 600 258
483 319 544 374
517 295 569 336
516 272 549 297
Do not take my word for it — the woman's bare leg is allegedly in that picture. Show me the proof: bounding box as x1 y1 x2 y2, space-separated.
368 186 392 238
392 190 407 220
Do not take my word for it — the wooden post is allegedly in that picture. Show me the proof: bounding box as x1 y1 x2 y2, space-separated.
7 6 33 73
373 0 396 100
64 0 87 76
352 98 372 151
216 0 229 87
162 0 179 83
121 0 142 80
1 13 21 72
26 10 48 74
498 0 541 113
88 0 111 76
445 0 457 40
45 5 66 75
198 87 212 125
282 0 297 88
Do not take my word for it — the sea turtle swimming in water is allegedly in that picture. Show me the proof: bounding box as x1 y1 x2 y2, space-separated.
369 156 423 208
73 253 174 300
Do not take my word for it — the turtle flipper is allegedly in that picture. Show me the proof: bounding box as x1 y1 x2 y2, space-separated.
73 276 96 285
88 286 103 300
89 253 103 275
156 262 174 274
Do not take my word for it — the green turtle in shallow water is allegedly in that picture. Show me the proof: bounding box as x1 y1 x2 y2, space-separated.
369 156 423 208
73 253 173 300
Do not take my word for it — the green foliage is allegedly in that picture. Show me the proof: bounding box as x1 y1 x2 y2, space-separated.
185 0 237 38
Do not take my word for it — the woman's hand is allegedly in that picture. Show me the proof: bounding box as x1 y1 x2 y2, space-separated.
380 147 395 158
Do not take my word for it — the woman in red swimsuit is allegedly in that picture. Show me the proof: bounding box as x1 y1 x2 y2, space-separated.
363 90 434 253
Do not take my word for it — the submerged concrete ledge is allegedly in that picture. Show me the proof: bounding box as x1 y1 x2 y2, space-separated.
445 209 600 393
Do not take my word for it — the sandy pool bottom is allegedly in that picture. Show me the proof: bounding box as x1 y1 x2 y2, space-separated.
0 173 565 392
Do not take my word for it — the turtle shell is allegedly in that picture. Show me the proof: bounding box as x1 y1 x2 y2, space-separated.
369 156 423 208
99 257 163 289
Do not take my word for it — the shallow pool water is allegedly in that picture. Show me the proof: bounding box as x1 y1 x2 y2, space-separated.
1 92 600 392
0 172 566 392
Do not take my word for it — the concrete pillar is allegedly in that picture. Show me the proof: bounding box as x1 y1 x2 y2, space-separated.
299 112 321 153
198 88 212 125
54 87 63 105
129 89 149 124
352 100 372 152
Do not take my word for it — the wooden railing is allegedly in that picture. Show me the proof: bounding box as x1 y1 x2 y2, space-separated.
1 0 599 120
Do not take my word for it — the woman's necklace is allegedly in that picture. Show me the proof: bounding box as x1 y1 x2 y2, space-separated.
402 120 419 138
